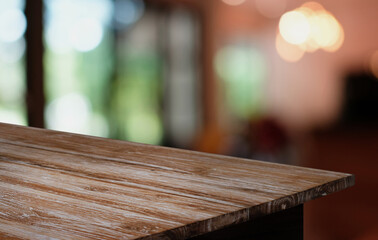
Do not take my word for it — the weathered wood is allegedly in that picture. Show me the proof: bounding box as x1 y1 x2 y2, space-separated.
0 123 354 239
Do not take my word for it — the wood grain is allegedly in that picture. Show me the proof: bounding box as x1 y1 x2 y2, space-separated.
0 123 354 239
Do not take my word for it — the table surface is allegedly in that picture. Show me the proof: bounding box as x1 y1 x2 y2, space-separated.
0 123 354 239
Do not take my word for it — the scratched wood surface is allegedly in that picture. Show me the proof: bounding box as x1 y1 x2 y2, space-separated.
0 123 354 239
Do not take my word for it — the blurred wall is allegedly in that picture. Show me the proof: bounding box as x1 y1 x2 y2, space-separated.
209 0 378 131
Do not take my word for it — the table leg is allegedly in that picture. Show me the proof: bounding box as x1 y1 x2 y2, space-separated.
190 204 303 240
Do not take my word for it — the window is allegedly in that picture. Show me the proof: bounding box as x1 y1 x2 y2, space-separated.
44 0 114 137
0 0 27 125
41 0 201 147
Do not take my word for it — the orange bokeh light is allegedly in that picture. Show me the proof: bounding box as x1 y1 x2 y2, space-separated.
276 32 305 62
222 0 246 6
279 11 310 45
277 2 344 61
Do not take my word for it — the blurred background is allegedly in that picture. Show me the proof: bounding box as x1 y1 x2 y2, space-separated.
0 0 377 239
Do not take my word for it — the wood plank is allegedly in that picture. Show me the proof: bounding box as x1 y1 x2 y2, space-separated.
0 123 354 239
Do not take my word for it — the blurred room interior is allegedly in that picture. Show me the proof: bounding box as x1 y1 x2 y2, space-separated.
0 0 377 239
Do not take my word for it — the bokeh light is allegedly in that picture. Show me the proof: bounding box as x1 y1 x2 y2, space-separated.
299 37 319 53
277 2 344 62
215 44 266 119
0 0 27 126
44 0 113 53
322 20 344 53
114 0 144 29
279 11 310 45
0 38 25 63
0 110 25 125
0 0 25 9
125 112 163 145
46 93 92 134
215 44 266 84
311 12 340 48
0 59 25 103
276 33 305 62
255 0 287 19
70 18 103 52
0 8 26 43
222 0 246 6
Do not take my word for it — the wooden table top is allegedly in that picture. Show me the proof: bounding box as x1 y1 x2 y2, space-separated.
0 123 354 239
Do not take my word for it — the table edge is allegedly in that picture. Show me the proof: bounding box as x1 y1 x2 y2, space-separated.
136 174 354 240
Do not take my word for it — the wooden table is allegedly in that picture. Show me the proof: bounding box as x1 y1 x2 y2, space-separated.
0 123 354 239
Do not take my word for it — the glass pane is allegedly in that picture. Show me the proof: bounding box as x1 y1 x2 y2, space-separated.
110 8 163 145
44 0 200 147
215 43 266 120
110 6 200 146
0 0 27 125
163 9 201 148
44 0 113 137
